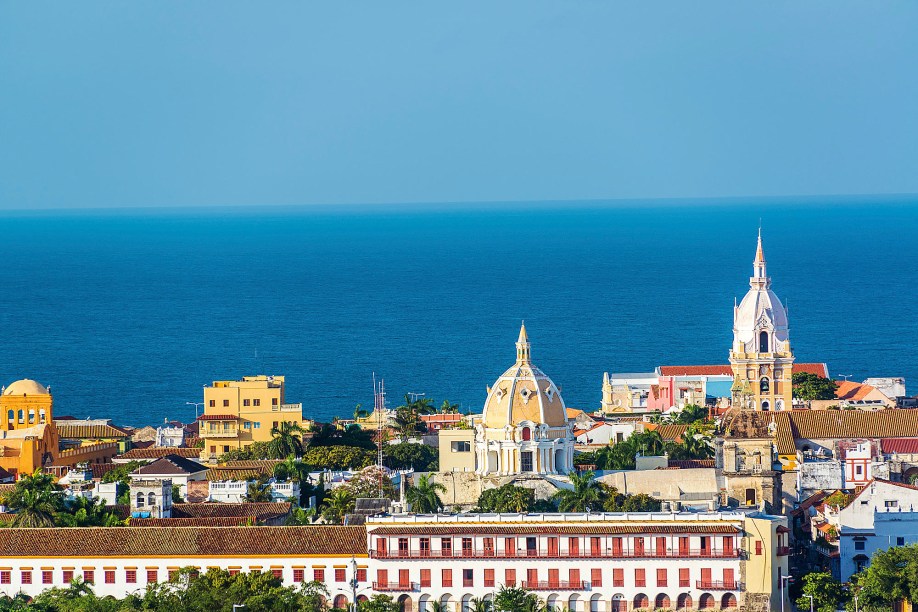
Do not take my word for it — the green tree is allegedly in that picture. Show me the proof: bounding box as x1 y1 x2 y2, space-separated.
341 465 397 500
273 455 312 483
383 442 438 472
599 484 661 512
242 476 274 503
308 424 376 450
793 372 840 401
55 495 123 527
393 406 426 441
468 597 492 612
6 470 64 528
795 572 845 612
476 484 538 513
849 544 918 611
553 471 602 512
303 445 375 470
358 594 401 612
440 399 460 414
668 404 709 424
493 586 541 612
405 474 446 513
298 580 330 612
219 440 273 461
269 421 306 458
353 403 369 421
321 488 355 524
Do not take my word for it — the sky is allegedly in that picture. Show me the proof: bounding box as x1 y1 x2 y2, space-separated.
1 2 917 210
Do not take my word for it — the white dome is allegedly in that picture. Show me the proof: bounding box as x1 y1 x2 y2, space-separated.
732 231 790 352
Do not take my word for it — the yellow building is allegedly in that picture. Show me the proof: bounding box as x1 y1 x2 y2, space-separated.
0 379 59 476
730 231 794 411
199 375 304 461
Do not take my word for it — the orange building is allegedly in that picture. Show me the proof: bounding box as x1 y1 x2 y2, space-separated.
0 379 59 476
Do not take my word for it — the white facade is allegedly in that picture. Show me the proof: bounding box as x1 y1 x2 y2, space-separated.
208 479 300 503
837 480 918 581
155 426 185 448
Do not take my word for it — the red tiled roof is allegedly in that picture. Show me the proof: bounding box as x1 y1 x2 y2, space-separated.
119 447 202 460
0 526 367 557
171 502 291 520
197 414 238 421
57 424 131 439
881 438 918 455
130 517 259 527
647 424 689 442
420 414 462 423
368 524 740 536
658 363 829 378
668 459 716 469
835 381 883 401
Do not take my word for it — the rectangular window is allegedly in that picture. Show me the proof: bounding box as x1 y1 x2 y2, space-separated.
723 536 734 556
886 500 898 508
292 569 305 582
484 568 495 587
547 537 559 557
0 571 10 585
505 569 516 586
656 568 667 587
701 568 712 585
421 569 431 588
357 569 367 583
398 537 410 556
504 537 516 557
655 536 667 557
223 399 230 407
272 398 278 405
168 570 177 580
527 568 538 585
420 537 431 557
126 570 137 584
855 540 866 551
147 569 158 583
253 399 261 406
724 568 734 586
634 537 645 556
442 569 452 587
635 568 646 587
441 538 452 557
63 570 74 583
83 570 94 584
569 568 580 586
243 399 251 406
612 568 623 587
611 537 623 556
898 537 906 546
462 537 473 556
679 568 690 587
267 568 280 580
21 571 32 585
399 569 409 588
856 465 863 475
253 422 261 429
569 537 579 557
377 570 388 586
243 422 252 429
105 570 115 584
334 568 345 582
209 399 215 407
463 569 473 587
42 571 53 585
548 568 559 587
590 536 602 556
755 540 763 555
591 568 602 587
483 537 494 556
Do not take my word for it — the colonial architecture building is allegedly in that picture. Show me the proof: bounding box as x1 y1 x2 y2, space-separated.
0 512 790 612
474 324 574 475
729 232 794 411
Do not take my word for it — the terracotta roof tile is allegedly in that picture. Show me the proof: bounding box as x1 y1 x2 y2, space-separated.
119 447 202 460
651 424 689 442
881 438 918 454
172 502 291 520
368 524 739 536
0 526 366 557
130 517 259 527
668 459 716 469
57 424 130 439
658 363 828 378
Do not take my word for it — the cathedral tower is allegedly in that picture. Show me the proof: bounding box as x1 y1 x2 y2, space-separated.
729 231 794 410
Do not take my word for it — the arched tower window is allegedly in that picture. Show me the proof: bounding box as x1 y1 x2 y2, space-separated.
760 377 770 393
759 331 769 352
762 401 770 411
136 492 145 508
148 492 156 507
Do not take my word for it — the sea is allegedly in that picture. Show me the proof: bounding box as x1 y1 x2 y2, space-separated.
0 197 915 428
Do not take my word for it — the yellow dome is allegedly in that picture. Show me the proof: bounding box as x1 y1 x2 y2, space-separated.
482 324 567 429
3 379 50 396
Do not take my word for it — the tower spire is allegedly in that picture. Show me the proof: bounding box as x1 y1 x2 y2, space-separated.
516 321 531 364
751 228 769 287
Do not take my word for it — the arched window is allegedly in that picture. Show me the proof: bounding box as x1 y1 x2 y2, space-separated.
6 410 12 423
28 410 35 424
762 401 770 411
655 594 671 609
699 594 716 609
759 331 769 352
136 492 145 508
148 492 156 507
633 594 649 610
39 409 46 423
760 377 770 393
721 593 738 609
677 594 693 610
17 410 24 424
521 427 531 441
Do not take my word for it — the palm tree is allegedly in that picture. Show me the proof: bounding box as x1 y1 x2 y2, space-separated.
552 471 601 512
428 603 446 612
405 474 446 513
321 488 354 524
440 399 460 414
269 421 306 458
353 403 369 421
243 476 274 502
469 597 492 612
273 455 311 483
393 406 425 442
7 470 64 528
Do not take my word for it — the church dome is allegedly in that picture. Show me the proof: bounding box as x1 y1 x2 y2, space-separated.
3 379 50 396
482 324 567 429
733 231 790 350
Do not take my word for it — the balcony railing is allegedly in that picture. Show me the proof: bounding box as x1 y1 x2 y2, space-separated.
371 548 742 560
373 582 418 592
204 430 239 438
697 581 740 590
776 546 791 556
521 581 587 591
272 403 303 413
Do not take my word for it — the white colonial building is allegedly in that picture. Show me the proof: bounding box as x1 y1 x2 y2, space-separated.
474 324 574 475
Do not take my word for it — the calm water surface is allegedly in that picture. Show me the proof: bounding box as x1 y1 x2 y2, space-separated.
0 199 915 426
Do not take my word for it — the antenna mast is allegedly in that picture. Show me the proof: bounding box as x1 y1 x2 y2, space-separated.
373 373 386 497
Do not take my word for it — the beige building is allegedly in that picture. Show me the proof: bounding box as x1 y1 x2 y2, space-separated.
199 375 303 461
438 428 476 473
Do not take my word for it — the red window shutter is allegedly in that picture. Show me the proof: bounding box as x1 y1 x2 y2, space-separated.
334 568 345 582
723 536 734 556
569 568 580 587
146 569 157 583
505 569 516 586
527 568 538 585
548 568 560 587
569 537 580 556
484 568 495 587
701 567 712 585
679 536 689 555
83 570 94 584
612 568 624 587
635 568 646 587
377 569 387 586
634 537 645 556
656 568 667 587
590 537 602 556
655 536 666 557
399 569 409 588
357 569 367 583
724 568 734 586
755 540 763 555
612 537 623 556
679 568 690 587
294 569 305 582
442 569 452 587
21 571 32 585
548 537 559 556
125 570 136 584
505 538 516 557
376 538 387 555
313 569 323 583
420 569 431 587
591 568 602 587
105 570 115 584
42 571 53 585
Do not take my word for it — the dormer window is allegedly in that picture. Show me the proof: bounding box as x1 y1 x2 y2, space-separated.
759 331 770 352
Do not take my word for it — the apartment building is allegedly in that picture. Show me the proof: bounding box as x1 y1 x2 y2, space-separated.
199 375 303 461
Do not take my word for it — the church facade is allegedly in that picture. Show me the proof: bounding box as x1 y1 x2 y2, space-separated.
729 231 795 411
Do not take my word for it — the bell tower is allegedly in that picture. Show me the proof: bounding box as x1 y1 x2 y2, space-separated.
729 231 794 410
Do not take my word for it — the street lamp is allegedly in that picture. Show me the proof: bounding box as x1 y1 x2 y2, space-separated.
186 401 204 420
853 595 859 612
804 594 814 612
779 575 793 612
232 606 246 611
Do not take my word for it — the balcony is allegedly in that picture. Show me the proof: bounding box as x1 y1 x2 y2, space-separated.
521 581 586 591
204 430 239 438
777 546 791 556
272 403 303 413
697 581 740 590
371 548 742 560
373 582 418 592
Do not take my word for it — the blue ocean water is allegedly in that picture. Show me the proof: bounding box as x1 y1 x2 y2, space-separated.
0 198 915 427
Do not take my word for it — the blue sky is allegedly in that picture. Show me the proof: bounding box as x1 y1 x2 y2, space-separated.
1 1 917 210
